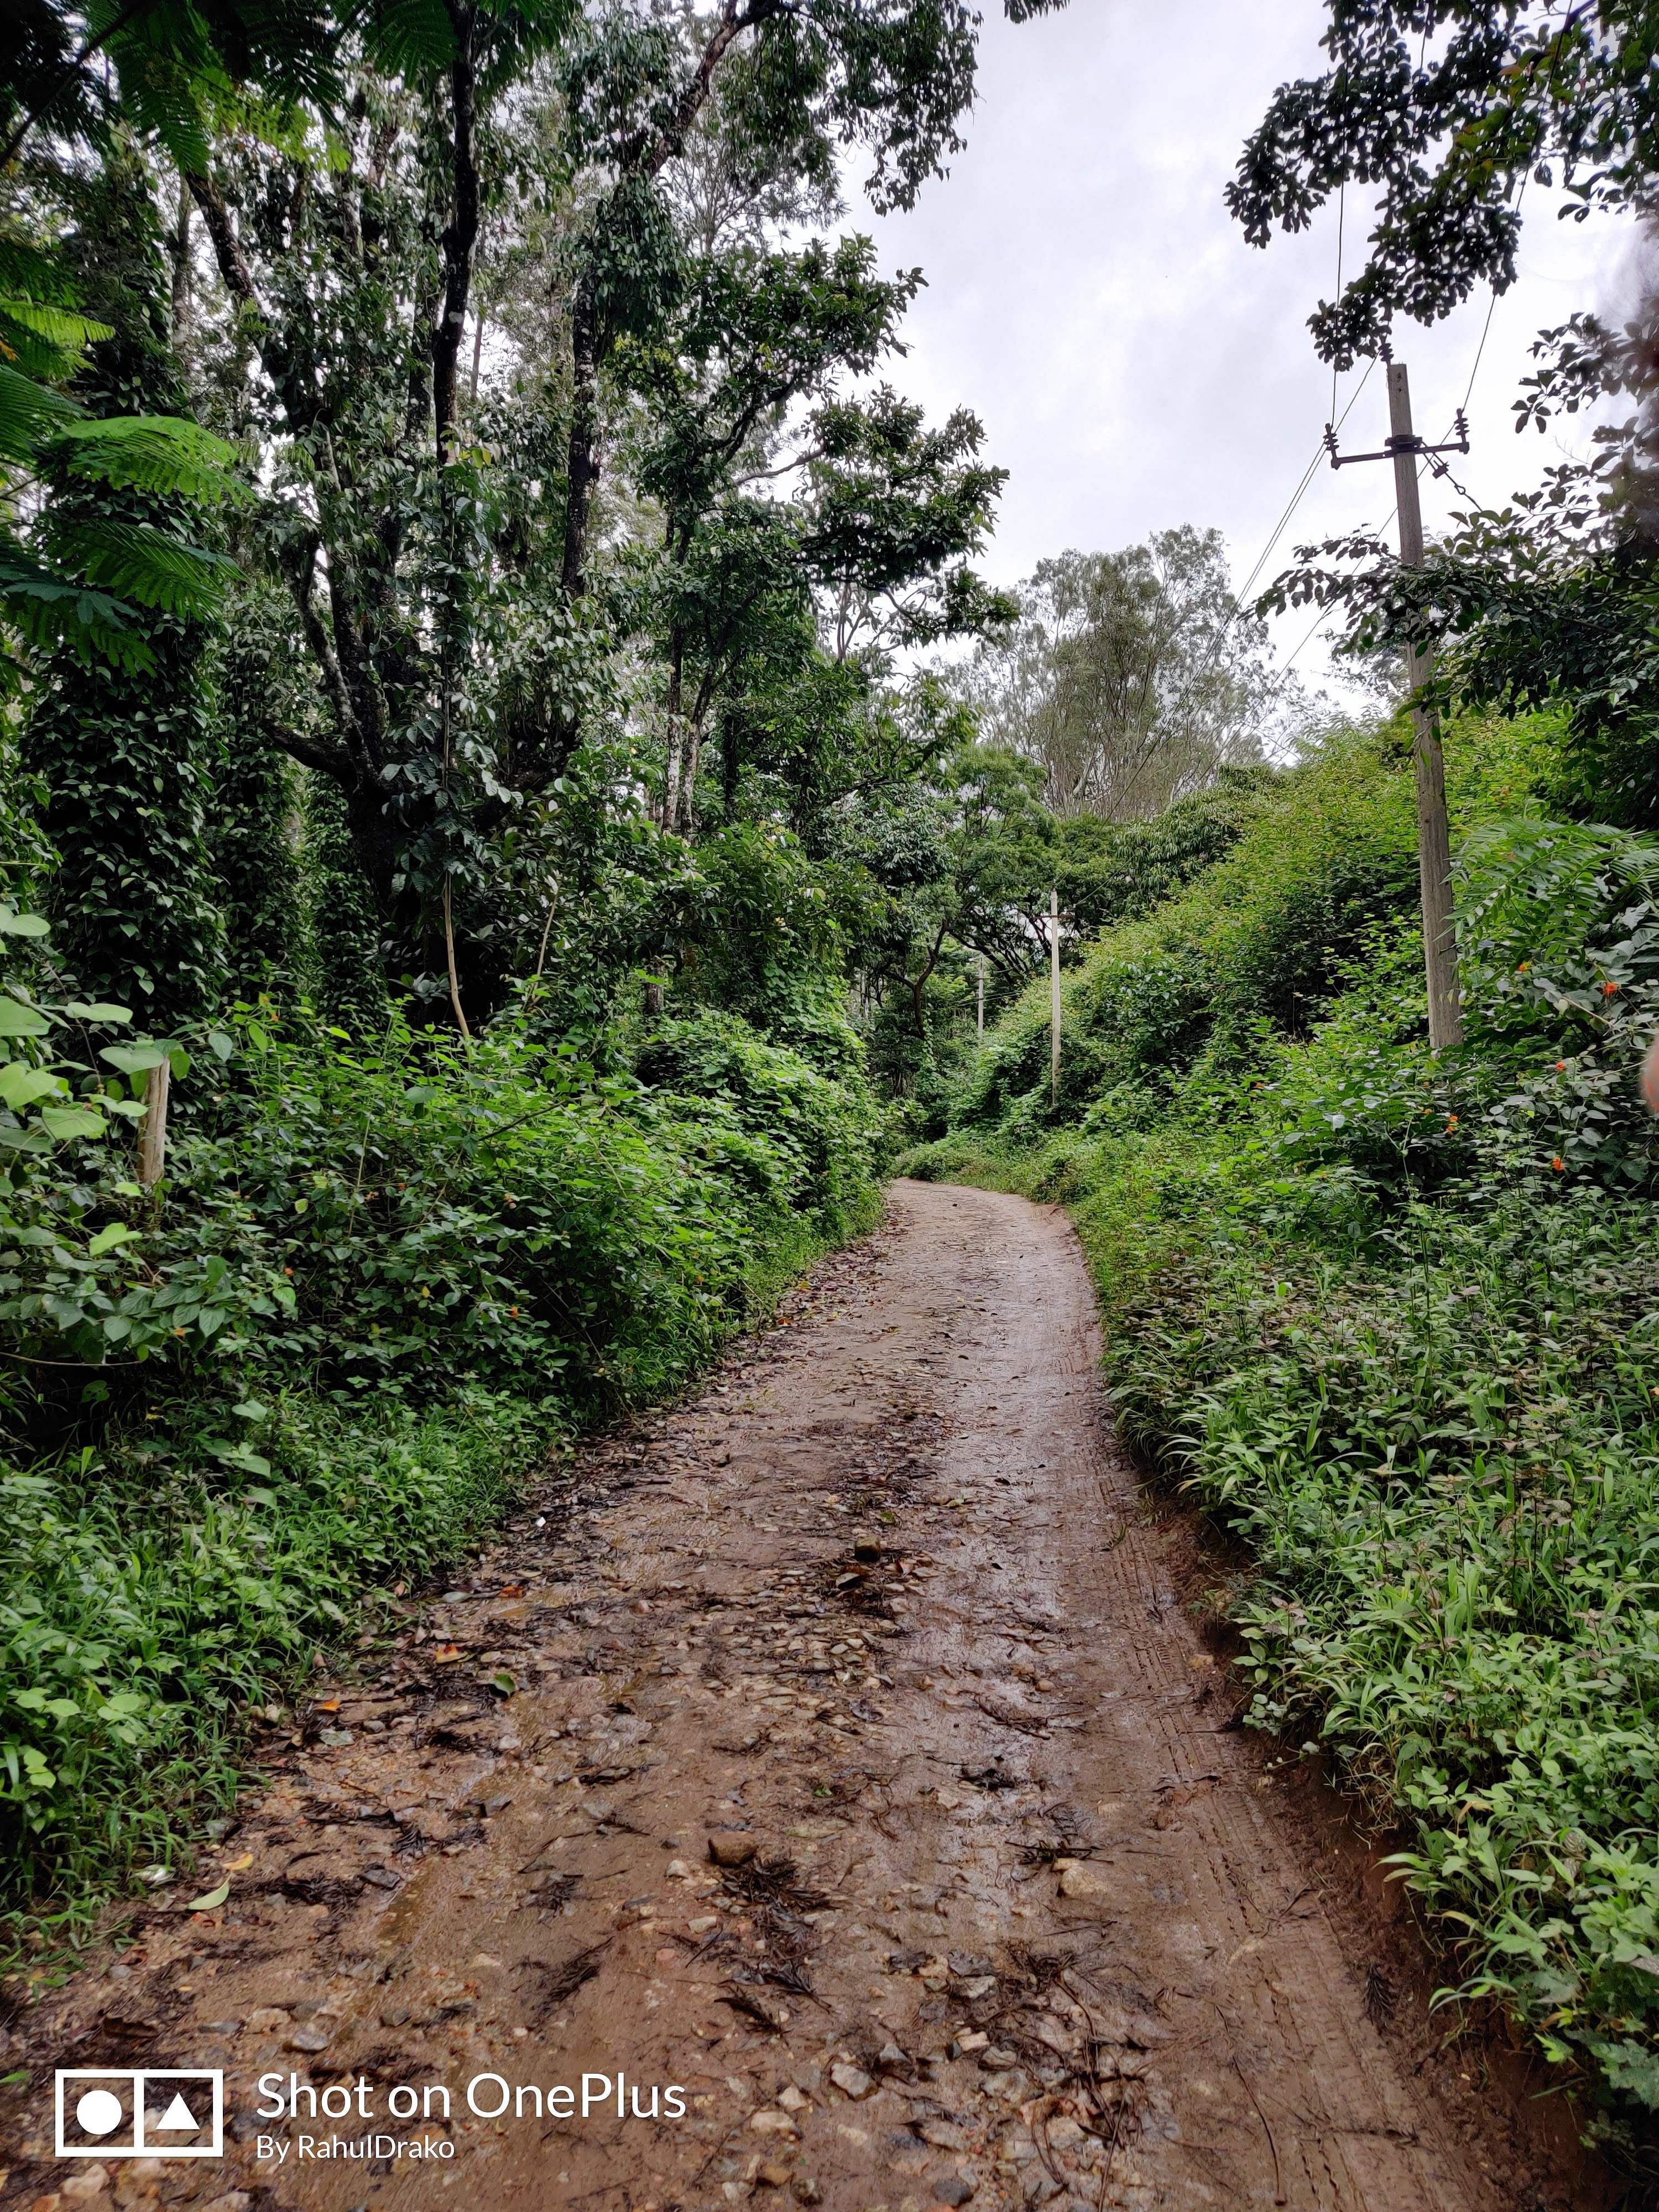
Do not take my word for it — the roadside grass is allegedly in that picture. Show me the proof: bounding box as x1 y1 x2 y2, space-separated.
903 1123 1659 2132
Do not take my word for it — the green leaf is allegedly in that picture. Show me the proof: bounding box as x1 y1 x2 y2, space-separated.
38 1104 107 1140
100 1044 166 1074
87 1224 135 1257
0 999 50 1037
185 1880 229 1912
0 909 49 938
51 415 247 504
64 1002 132 1023
0 1065 61 1111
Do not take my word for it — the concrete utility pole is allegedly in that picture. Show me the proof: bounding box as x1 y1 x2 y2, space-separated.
1048 888 1061 1108
1327 362 1465 1052
976 954 985 1044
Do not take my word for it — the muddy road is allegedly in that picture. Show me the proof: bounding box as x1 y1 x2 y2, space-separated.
6 1183 1598 2212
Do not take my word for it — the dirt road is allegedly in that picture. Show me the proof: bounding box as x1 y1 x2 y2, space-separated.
6 1183 1596 2212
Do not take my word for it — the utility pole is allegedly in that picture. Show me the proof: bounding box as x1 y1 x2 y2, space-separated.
1326 363 1465 1051
1048 889 1061 1108
975 954 985 1043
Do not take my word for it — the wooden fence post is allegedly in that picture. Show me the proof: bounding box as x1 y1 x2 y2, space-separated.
138 1058 170 1187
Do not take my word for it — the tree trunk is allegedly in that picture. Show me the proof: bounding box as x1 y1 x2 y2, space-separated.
662 632 686 829
432 3 479 461
169 170 192 350
560 278 599 599
680 715 705 834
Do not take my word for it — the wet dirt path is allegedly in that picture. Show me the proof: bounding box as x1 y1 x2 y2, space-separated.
7 1183 1578 2212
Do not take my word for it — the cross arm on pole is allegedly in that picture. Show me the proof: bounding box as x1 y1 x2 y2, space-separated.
1324 410 1469 469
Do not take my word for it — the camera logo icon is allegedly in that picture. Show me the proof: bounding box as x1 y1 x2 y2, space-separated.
55 2069 224 2159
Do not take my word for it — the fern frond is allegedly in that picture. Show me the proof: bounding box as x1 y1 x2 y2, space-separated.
45 515 238 618
0 545 154 673
361 0 458 77
51 414 248 503
0 364 80 468
0 300 115 353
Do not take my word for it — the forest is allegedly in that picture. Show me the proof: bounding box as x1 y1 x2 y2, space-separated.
7 0 1659 2177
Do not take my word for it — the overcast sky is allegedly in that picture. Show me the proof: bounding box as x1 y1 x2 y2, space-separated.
853 0 1636 697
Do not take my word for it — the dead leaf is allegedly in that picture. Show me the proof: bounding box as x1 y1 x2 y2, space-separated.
186 1880 230 1912
432 1644 462 1664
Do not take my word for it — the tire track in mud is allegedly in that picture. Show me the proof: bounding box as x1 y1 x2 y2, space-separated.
1 1182 1600 2212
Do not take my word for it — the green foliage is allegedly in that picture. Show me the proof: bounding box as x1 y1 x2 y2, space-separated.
1229 2 1657 368
634 1009 883 1225
0 983 880 1915
305 780 389 1041
918 708 1659 2128
0 1390 537 1915
24 604 227 1026
205 619 306 1000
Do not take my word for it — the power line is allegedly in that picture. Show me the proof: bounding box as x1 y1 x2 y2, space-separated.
1235 357 1377 609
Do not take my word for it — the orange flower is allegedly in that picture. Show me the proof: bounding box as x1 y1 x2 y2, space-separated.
1554 1060 1566 1072
1445 1114 1459 1130
1552 1155 1565 1171
1603 980 1620 997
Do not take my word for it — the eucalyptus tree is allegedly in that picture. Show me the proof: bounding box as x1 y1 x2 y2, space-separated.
968 529 1272 822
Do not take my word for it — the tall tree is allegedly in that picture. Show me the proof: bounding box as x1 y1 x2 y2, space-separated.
554 0 1065 602
1234 4 1659 831
966 529 1272 822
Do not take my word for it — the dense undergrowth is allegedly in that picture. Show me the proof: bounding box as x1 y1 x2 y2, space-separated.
904 712 1659 2143
0 987 882 1940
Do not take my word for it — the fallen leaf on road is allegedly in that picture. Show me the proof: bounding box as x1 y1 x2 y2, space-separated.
187 1880 230 1912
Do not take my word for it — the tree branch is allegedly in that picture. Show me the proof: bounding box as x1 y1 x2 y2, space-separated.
264 720 354 784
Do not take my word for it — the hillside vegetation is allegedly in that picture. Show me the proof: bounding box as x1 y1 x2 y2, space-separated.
906 711 1659 2134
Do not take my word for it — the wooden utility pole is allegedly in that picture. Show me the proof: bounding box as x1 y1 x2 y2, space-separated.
1048 889 1061 1107
1327 364 1465 1051
138 1059 170 1187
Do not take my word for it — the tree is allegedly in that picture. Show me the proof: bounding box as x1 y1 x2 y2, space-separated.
0 0 335 680
964 529 1272 821
554 0 1066 603
19 145 228 1024
1228 2 1659 371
